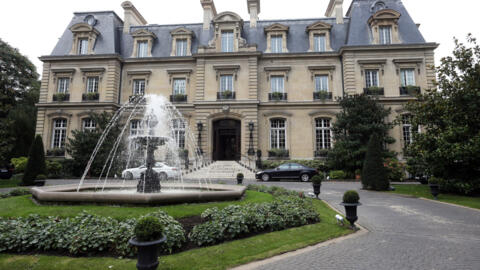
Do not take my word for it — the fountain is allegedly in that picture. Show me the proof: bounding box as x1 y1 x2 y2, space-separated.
31 94 246 204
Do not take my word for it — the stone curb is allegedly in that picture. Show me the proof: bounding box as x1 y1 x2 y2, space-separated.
230 200 368 270
418 197 480 212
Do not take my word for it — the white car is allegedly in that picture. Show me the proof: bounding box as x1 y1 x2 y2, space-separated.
122 162 180 180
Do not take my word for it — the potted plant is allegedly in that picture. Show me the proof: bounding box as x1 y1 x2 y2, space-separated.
34 174 47 186
311 175 323 199
174 93 186 102
428 177 441 200
271 91 284 100
236 173 244 185
340 190 361 229
129 216 166 270
355 169 361 180
221 90 233 99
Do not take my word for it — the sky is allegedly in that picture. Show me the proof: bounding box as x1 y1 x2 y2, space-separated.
1 0 479 76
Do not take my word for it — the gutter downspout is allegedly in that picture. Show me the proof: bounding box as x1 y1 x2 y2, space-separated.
340 55 345 97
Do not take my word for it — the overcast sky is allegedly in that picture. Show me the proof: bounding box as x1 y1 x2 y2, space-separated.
1 0 479 75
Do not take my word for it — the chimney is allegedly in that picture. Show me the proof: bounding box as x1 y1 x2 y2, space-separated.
325 0 344 24
200 0 217 30
121 1 147 34
247 0 260 28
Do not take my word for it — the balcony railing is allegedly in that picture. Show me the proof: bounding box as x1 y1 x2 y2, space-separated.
363 87 384 96
268 92 288 101
217 91 236 100
400 86 421 96
52 93 70 102
82 92 99 101
170 94 188 103
313 92 333 100
129 95 146 103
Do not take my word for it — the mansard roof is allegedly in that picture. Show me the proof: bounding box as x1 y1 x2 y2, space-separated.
49 0 428 58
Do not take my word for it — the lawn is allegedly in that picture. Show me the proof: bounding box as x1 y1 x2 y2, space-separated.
391 184 480 210
0 190 274 219
0 178 20 189
0 199 351 270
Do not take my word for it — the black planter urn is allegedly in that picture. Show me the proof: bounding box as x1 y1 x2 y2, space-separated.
312 183 321 198
340 202 361 228
429 184 440 200
237 175 244 185
34 180 45 186
129 235 167 270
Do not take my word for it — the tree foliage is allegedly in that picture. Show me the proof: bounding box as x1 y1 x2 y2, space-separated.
405 34 480 195
66 112 124 177
327 94 394 176
0 38 39 164
22 135 46 185
362 133 389 191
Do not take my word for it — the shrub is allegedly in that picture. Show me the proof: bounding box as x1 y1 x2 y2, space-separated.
46 160 63 178
237 173 244 178
362 134 389 191
134 216 164 242
10 157 28 173
36 174 47 180
22 135 47 186
0 188 30 199
384 158 405 182
343 190 360 204
428 177 440 185
329 170 346 179
268 148 289 158
247 185 299 197
188 196 320 246
311 175 323 184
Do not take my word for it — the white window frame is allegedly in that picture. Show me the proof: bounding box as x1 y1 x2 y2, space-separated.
130 120 143 136
176 39 188 56
133 79 146 95
57 78 70 93
400 68 416 86
270 119 287 149
172 119 186 149
313 34 326 52
365 70 379 88
402 114 413 146
221 30 234 53
137 41 148 58
270 76 285 93
82 118 96 132
315 118 332 150
314 75 329 92
86 76 99 93
220 75 234 92
51 118 67 148
379 26 392 45
271 35 283 53
173 78 186 95
78 39 88 55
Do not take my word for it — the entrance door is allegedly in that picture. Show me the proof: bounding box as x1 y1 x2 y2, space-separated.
213 119 241 161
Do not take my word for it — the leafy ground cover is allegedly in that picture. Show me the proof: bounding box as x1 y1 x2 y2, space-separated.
0 190 273 219
391 184 480 209
0 178 20 188
0 198 351 270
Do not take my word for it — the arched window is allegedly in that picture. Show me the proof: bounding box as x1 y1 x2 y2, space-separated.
402 114 413 146
52 118 67 148
172 119 186 149
315 118 332 150
270 118 286 149
82 118 96 132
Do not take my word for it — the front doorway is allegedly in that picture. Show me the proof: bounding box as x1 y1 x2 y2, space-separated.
212 119 241 160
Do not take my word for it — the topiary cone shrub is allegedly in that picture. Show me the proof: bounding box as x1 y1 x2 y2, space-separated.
22 135 47 186
342 190 360 204
311 175 323 198
361 133 389 191
341 190 361 229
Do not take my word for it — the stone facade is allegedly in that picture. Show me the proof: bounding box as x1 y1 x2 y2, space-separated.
36 0 437 162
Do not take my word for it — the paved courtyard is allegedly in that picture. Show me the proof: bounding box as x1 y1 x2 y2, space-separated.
245 181 480 270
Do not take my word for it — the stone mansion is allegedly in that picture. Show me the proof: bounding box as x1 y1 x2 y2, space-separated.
35 0 437 162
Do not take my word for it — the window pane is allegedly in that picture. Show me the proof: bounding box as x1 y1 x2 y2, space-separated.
270 76 284 93
52 119 67 148
221 31 234 52
220 75 233 92
365 70 379 87
271 35 283 53
315 75 329 92
314 34 326 52
379 26 391 44
173 79 186 95
402 115 413 146
172 119 186 148
315 118 331 149
176 39 187 56
86 77 99 93
137 41 148 57
78 39 88 55
133 80 146 95
270 119 286 149
400 69 415 86
57 78 69 93
82 118 96 132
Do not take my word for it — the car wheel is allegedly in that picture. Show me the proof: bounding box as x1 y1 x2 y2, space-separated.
159 172 167 181
125 172 133 180
300 174 310 182
261 174 270 182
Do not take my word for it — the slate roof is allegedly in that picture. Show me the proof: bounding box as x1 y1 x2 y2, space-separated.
49 0 426 58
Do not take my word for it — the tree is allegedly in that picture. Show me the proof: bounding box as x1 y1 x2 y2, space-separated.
362 133 389 190
67 112 124 177
22 135 47 185
0 38 39 164
405 34 480 195
327 94 394 177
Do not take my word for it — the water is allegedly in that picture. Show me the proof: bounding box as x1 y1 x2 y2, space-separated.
76 94 212 193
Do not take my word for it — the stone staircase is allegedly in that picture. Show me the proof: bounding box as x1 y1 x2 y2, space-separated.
183 161 256 180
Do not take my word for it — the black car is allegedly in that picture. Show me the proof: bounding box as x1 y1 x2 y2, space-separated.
256 163 318 182
0 164 14 180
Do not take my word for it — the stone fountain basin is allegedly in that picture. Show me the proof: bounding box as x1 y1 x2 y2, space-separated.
31 183 246 205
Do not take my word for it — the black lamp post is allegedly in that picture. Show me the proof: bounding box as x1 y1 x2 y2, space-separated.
197 122 203 155
248 121 255 156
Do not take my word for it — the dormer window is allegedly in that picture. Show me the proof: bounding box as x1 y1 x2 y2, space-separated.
264 23 289 53
221 30 234 52
69 22 99 55
306 21 332 52
130 29 156 58
170 27 193 56
368 9 401 45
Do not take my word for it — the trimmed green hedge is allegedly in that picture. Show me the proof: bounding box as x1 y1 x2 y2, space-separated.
329 170 347 179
